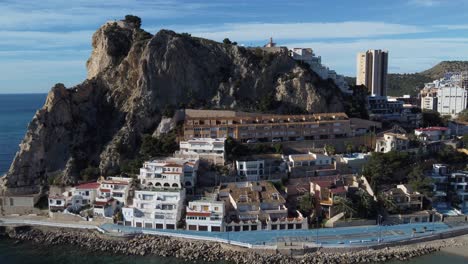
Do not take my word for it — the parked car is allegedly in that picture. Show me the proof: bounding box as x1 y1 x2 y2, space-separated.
295 137 304 141
246 139 258 144
272 138 282 142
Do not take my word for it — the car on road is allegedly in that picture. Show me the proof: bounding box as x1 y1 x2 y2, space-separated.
246 139 258 144
272 138 282 142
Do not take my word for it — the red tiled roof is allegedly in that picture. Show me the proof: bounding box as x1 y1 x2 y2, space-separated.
186 212 211 217
94 201 108 206
76 182 100 190
100 188 111 193
101 180 129 185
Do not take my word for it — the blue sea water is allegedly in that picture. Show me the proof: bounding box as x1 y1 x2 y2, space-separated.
0 94 47 175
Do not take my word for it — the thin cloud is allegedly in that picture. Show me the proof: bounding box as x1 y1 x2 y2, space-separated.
173 21 428 42
408 0 441 7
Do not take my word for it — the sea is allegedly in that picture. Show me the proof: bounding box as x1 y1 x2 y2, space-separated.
0 93 466 263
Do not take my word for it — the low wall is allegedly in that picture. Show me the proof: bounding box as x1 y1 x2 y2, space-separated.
332 219 376 228
443 215 467 223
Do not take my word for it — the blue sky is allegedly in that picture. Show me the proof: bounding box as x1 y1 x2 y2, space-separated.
0 0 467 93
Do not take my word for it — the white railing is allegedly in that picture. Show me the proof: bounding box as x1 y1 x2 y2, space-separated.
0 218 106 233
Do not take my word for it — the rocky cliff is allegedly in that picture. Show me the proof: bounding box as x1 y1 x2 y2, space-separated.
1 16 344 193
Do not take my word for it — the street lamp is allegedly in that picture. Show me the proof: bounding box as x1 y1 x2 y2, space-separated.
316 216 319 246
378 214 383 243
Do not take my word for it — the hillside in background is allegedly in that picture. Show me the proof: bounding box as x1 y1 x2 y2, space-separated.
346 61 468 97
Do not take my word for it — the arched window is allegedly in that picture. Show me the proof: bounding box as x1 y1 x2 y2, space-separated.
163 183 170 187
172 183 179 188
155 182 162 187
185 181 192 187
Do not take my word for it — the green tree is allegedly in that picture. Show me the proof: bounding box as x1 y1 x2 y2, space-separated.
345 143 354 154
80 166 100 182
352 190 377 218
408 165 433 196
222 38 232 44
324 145 336 155
422 110 446 127
298 193 316 218
124 15 141 28
333 196 356 219
273 143 283 154
457 109 468 122
377 193 399 214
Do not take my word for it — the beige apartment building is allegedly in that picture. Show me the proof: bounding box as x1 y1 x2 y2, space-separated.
356 49 388 96
183 110 353 142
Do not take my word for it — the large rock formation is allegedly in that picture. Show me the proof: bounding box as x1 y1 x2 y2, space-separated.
1 17 344 193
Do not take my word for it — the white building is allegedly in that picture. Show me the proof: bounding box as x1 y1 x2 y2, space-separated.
290 48 351 94
375 132 409 153
356 49 388 96
70 182 100 205
437 85 468 116
186 197 225 232
450 171 468 210
287 152 332 171
122 189 186 229
236 159 265 181
176 138 225 165
94 177 133 217
97 177 132 204
139 158 199 190
48 195 67 212
414 127 451 141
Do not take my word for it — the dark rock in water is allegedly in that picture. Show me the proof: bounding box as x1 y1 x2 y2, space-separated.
1 15 345 192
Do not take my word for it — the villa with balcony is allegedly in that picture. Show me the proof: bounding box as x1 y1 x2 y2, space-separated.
139 158 199 190
217 181 307 231
310 176 347 219
384 184 423 212
450 171 468 210
94 177 133 217
176 137 226 165
186 196 225 232
122 189 186 229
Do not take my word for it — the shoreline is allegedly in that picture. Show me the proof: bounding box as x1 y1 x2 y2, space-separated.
1 225 468 263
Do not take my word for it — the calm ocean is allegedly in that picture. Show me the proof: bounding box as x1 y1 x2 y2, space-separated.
0 94 47 175
0 94 466 263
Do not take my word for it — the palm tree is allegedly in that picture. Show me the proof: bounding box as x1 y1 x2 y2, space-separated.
378 193 398 214
356 190 376 218
298 193 316 221
333 196 356 220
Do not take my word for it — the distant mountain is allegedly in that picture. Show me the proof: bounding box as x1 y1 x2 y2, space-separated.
346 61 468 97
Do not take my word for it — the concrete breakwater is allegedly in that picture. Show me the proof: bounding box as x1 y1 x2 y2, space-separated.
3 226 468 264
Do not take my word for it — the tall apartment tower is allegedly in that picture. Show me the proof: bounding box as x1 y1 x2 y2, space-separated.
356 49 388 96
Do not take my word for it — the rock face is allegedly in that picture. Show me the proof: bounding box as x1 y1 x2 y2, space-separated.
2 16 344 193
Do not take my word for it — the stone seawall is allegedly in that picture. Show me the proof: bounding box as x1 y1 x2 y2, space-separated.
3 226 468 264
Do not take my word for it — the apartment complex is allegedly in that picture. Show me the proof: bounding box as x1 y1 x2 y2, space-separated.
414 127 450 141
218 181 308 231
184 110 356 142
122 189 186 229
186 197 225 232
356 49 388 96
437 85 468 116
139 158 199 190
176 138 225 165
235 159 265 181
420 87 438 111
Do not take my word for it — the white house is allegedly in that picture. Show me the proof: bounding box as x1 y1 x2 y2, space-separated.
122 189 185 229
414 127 451 141
97 177 132 204
186 197 225 232
70 182 100 205
48 195 67 212
287 152 332 171
235 159 265 181
139 158 199 190
375 133 409 153
177 138 225 165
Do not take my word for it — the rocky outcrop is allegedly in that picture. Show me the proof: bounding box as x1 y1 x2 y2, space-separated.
2 16 345 192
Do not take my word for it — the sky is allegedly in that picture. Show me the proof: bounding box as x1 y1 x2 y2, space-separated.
0 0 467 93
